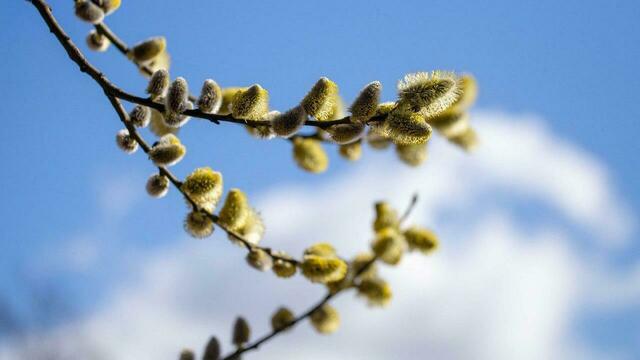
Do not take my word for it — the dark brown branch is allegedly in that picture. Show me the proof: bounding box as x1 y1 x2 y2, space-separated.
28 0 298 266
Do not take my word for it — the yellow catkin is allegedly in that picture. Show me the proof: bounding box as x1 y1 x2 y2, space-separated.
304 243 337 257
272 251 297 278
197 79 223 114
184 211 214 239
403 226 439 254
86 30 110 52
165 77 189 115
449 127 479 151
246 249 273 271
366 128 392 150
357 278 392 306
449 74 478 112
382 108 433 145
232 317 250 347
182 167 223 212
427 111 470 138
396 142 428 167
143 50 171 75
350 81 381 123
338 141 362 161
397 71 461 117
292 138 329 173
271 106 307 137
301 255 348 284
271 307 295 331
301 77 340 121
217 87 246 115
371 227 405 265
129 37 166 63
350 252 378 280
149 107 178 137
218 189 250 231
98 0 121 15
231 85 269 120
148 133 186 166
310 305 340 334
373 202 399 232
228 208 264 246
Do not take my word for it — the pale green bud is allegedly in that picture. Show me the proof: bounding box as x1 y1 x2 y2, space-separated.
272 251 297 278
371 227 405 265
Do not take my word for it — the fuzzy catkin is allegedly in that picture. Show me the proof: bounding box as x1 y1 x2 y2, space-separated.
165 77 189 115
129 105 151 128
301 77 339 121
396 142 427 167
203 337 220 360
197 79 222 114
145 174 169 198
74 0 104 24
292 138 329 173
338 141 362 161
271 307 295 331
148 134 186 166
397 71 460 117
309 305 340 334
350 81 381 123
232 317 250 346
271 106 307 137
115 129 138 154
231 85 269 120
129 37 166 63
146 70 169 100
86 30 110 52
184 211 214 238
382 108 433 145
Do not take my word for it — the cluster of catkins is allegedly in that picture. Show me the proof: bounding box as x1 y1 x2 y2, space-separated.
175 201 438 360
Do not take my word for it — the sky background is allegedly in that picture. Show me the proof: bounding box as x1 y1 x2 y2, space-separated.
1 0 639 359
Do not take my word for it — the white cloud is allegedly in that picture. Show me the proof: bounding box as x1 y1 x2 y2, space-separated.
2 111 638 360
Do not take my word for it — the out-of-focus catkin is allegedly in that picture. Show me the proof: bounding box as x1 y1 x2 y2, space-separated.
232 317 251 347
371 227 405 265
145 174 170 198
327 123 365 144
309 305 340 334
129 37 166 63
403 226 439 254
339 141 362 161
271 307 295 331
396 143 427 167
292 138 328 173
203 337 220 360
74 0 104 24
184 211 214 238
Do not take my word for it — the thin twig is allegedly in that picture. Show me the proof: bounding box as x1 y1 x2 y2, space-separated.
29 0 298 266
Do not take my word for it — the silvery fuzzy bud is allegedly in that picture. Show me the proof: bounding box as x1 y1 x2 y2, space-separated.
301 77 339 121
165 77 189 115
129 105 151 128
146 70 170 100
115 129 138 154
145 174 170 198
197 79 223 114
85 30 110 52
74 0 104 24
271 106 307 138
164 101 193 128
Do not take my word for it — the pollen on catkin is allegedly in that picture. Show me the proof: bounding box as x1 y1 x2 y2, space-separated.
403 226 439 254
182 167 223 212
129 37 166 63
148 133 186 166
310 305 340 334
382 108 433 145
292 138 329 173
165 77 189 115
272 251 297 278
228 208 264 246
427 111 469 138
271 106 307 138
218 189 250 231
129 105 151 128
86 30 110 52
301 77 340 121
271 307 295 331
396 142 427 167
197 79 223 114
146 70 169 100
218 87 246 115
231 85 269 120
203 337 220 360
327 123 365 144
304 243 337 257
232 317 251 347
373 202 399 232
371 227 406 265
74 0 104 24
115 129 138 154
149 107 177 136
246 248 273 271
338 141 362 161
397 71 461 117
350 81 381 123
301 255 348 284
145 174 170 198
357 278 392 307
184 211 214 239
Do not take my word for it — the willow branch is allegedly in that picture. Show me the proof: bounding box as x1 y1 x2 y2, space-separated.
29 0 298 266
221 195 418 360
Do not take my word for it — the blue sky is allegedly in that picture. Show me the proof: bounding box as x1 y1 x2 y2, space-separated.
1 0 639 359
